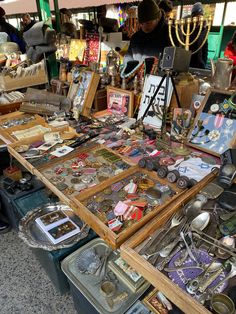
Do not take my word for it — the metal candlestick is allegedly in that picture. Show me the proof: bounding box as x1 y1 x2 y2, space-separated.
172 114 193 156
168 16 212 54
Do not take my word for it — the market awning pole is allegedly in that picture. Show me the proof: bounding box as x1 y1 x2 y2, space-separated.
53 0 61 33
35 0 58 79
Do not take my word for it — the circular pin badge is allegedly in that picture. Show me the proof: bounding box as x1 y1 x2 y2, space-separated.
193 100 201 110
210 103 219 113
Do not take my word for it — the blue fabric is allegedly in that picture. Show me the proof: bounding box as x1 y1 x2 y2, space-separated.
9 32 26 53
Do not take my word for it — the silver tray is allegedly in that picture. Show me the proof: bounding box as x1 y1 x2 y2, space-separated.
61 238 150 314
18 203 90 251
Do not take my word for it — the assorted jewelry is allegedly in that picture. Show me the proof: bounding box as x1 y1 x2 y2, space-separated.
137 184 236 310
83 172 174 233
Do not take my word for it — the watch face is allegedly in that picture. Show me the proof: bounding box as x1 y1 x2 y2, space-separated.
210 103 219 113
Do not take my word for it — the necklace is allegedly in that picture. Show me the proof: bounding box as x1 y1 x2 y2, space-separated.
120 60 143 80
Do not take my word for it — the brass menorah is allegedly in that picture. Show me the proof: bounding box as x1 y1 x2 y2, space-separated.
168 16 212 53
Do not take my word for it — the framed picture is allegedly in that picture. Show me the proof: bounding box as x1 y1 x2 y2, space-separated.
125 300 151 314
143 288 169 314
69 70 100 119
137 74 173 130
187 89 236 156
108 256 146 292
107 86 134 118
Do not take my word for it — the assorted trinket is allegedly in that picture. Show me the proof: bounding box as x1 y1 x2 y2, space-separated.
41 147 130 196
83 172 174 233
1 114 36 129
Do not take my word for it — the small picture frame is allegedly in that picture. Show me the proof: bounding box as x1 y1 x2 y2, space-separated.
125 300 151 314
143 288 169 314
107 86 134 118
187 88 236 156
108 256 146 292
69 70 100 119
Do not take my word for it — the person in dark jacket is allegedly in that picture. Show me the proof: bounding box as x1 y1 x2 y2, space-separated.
0 7 26 53
22 13 36 33
124 0 176 64
189 2 208 69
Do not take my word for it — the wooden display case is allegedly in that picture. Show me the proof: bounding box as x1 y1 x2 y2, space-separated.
7 141 135 207
0 65 48 92
0 111 47 143
7 135 186 249
120 170 218 314
71 166 184 249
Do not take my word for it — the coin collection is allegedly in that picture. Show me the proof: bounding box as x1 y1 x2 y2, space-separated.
41 147 130 196
82 172 175 233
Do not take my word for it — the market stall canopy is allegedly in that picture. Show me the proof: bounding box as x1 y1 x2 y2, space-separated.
0 0 140 15
1 0 236 15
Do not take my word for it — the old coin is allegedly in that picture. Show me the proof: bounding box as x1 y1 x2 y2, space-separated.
103 188 112 195
146 187 161 199
56 182 68 191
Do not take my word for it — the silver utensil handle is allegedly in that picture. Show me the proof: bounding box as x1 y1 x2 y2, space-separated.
156 243 184 271
180 231 197 262
199 267 224 293
159 236 181 257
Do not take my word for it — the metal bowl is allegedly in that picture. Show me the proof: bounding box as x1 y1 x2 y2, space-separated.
211 293 235 314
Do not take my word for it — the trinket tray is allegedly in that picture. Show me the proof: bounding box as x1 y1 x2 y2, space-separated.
120 169 229 314
7 141 135 221
38 144 132 198
72 166 183 249
0 111 46 143
7 126 79 171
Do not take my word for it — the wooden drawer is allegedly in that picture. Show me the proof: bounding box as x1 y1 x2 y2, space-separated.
7 141 135 213
0 112 48 143
71 166 184 249
0 66 48 92
120 170 220 314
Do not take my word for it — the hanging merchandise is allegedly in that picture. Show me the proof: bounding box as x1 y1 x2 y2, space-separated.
84 33 100 65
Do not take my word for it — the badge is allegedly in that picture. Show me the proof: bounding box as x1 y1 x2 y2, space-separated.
114 201 129 216
210 103 219 113
220 99 230 114
214 114 224 129
193 100 201 110
108 218 122 232
208 129 220 141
